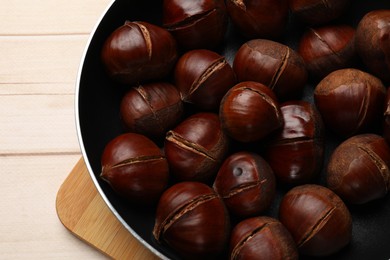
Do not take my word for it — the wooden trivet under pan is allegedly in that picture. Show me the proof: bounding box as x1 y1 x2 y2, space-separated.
56 157 159 259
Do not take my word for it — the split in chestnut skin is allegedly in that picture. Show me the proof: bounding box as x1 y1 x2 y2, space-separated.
213 151 276 218
164 112 229 183
265 100 324 186
219 81 284 143
298 24 357 81
327 134 390 205
174 49 236 111
162 0 228 50
101 21 178 85
229 216 299 260
226 0 289 39
355 9 390 83
100 133 169 205
120 82 183 138
314 68 386 137
153 182 230 259
233 39 308 101
97 4 390 259
288 0 351 26
279 184 352 257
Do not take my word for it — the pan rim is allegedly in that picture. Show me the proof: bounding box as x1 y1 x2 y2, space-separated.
74 1 169 259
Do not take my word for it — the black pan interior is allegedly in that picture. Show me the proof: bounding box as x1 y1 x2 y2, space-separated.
77 1 390 259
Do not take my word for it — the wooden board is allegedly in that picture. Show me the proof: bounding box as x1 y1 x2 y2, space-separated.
56 157 160 259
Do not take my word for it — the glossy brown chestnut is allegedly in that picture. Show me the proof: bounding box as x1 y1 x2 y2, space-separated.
384 88 390 144
265 101 324 185
298 24 356 80
101 21 177 85
279 184 352 256
120 82 183 138
229 216 298 260
100 133 169 205
213 152 276 218
327 134 390 204
233 39 307 101
164 112 229 182
355 9 390 83
288 0 351 25
153 182 230 259
220 81 283 143
226 0 289 39
162 0 228 50
174 49 236 110
314 68 386 137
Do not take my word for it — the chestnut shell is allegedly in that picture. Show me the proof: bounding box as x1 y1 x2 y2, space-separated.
174 49 236 110
314 68 386 137
355 9 390 83
226 0 289 39
219 81 284 143
279 184 352 256
101 21 178 85
233 39 308 101
100 133 169 205
230 216 298 260
265 100 324 185
213 151 276 218
162 0 228 50
327 134 390 204
164 112 229 182
120 82 183 138
153 182 230 259
298 24 356 80
288 0 351 25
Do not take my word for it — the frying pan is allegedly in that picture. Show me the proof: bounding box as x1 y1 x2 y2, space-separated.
76 0 390 259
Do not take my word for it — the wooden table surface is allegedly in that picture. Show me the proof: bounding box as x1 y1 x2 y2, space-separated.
0 1 114 258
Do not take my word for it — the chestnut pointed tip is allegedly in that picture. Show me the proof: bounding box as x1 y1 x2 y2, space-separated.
99 168 110 183
152 224 163 244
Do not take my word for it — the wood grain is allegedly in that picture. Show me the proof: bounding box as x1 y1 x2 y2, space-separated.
0 0 115 258
0 155 105 259
0 93 80 155
0 0 112 35
0 36 89 84
56 157 159 259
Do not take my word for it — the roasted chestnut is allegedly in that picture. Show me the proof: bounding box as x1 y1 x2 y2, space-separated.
279 184 352 257
298 24 356 80
219 81 283 143
226 0 289 39
174 49 236 110
233 39 307 101
153 182 230 259
327 134 390 204
120 82 183 138
164 112 229 182
355 9 390 83
229 216 298 260
101 21 177 85
162 0 228 50
314 68 386 137
288 0 351 25
265 100 324 185
100 133 169 205
213 152 276 218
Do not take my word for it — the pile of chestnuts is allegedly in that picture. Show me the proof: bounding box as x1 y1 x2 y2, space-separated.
98 0 390 259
